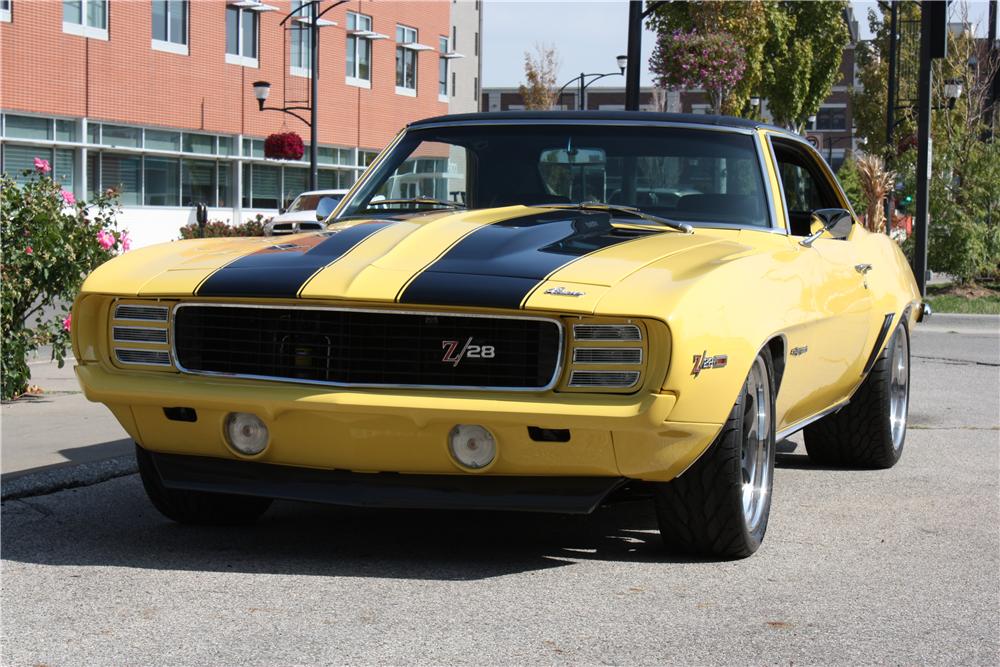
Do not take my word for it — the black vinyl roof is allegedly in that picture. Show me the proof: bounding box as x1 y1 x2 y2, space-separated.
409 110 795 136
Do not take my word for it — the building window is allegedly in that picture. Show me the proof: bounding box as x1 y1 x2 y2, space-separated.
144 157 180 206
4 114 53 140
290 0 311 77
63 0 108 40
1 0 11 23
438 36 450 101
395 24 418 95
473 76 478 102
100 154 142 206
814 106 847 131
152 0 187 55
474 31 479 57
345 12 372 87
225 5 258 67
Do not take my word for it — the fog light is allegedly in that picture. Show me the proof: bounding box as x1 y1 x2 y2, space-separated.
448 424 496 470
224 412 269 456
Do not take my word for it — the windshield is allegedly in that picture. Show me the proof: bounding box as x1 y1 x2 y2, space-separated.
338 124 770 228
287 193 342 213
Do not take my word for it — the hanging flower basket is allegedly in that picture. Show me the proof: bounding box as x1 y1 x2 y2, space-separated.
264 132 305 160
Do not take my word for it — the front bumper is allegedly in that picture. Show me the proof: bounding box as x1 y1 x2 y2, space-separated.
77 363 721 483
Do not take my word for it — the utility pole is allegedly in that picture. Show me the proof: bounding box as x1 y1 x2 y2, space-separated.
990 0 998 125
913 1 948 297
884 0 899 229
624 1 642 111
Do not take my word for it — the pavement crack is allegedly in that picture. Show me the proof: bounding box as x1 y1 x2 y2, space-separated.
913 355 1000 367
14 498 55 517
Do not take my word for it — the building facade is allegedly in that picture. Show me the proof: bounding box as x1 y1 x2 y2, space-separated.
1 0 478 247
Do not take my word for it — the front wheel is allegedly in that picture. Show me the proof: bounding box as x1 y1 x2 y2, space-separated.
804 322 910 469
653 348 776 559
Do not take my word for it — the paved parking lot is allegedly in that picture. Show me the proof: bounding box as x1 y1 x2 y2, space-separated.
2 316 997 665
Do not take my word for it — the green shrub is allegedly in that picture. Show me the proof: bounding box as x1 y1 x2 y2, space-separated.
836 157 865 215
1 162 125 399
178 214 270 239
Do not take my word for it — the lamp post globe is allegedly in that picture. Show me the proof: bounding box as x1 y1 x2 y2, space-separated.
616 54 628 74
252 81 271 110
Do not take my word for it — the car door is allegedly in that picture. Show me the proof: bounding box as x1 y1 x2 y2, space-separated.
771 138 873 420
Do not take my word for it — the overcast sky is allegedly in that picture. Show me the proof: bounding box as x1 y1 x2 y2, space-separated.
482 0 996 88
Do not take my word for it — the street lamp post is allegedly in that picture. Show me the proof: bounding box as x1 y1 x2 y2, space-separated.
555 56 628 110
251 0 346 192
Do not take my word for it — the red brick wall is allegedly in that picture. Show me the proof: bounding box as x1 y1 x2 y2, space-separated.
0 0 449 150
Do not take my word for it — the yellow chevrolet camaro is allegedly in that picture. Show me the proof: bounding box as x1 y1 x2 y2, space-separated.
73 112 926 558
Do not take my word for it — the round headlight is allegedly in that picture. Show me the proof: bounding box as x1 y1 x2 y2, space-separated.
224 412 269 456
448 424 497 470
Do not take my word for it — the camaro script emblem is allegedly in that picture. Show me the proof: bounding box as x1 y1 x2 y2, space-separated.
441 337 496 366
544 286 586 297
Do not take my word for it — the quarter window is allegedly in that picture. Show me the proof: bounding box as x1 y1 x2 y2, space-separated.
152 0 187 54
225 5 258 67
63 0 107 39
395 25 418 93
345 12 372 85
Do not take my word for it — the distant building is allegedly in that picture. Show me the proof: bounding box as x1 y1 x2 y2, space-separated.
0 0 476 247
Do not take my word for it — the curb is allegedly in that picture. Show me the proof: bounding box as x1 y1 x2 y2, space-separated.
1 455 137 501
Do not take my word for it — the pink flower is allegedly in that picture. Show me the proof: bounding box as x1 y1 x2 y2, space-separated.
33 157 51 174
25 246 33 255
61 189 76 206
97 229 115 250
62 314 72 332
120 230 131 252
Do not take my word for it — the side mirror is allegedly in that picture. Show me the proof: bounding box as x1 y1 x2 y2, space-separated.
800 208 854 247
315 196 338 222
278 205 286 215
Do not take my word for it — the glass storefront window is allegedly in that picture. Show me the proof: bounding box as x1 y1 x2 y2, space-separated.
183 133 214 154
3 145 52 185
87 152 99 200
102 153 141 205
283 166 307 205
54 148 75 193
218 163 232 207
87 122 100 144
146 129 181 151
5 115 52 140
56 119 78 142
144 156 179 206
102 125 142 148
217 136 235 156
182 159 215 206
250 164 279 208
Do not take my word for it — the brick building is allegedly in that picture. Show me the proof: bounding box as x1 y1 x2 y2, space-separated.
0 0 481 246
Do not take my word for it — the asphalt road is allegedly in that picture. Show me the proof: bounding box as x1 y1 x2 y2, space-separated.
2 316 997 666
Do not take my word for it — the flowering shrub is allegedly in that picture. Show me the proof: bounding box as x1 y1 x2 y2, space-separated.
264 132 305 160
650 29 746 115
1 162 128 399
178 214 270 239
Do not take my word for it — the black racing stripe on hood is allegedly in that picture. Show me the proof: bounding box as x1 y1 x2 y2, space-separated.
196 221 395 298
398 210 638 309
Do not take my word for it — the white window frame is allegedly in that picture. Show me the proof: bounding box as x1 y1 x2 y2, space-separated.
225 5 259 68
395 24 418 96
345 12 373 88
151 0 189 55
0 0 11 23
63 0 109 40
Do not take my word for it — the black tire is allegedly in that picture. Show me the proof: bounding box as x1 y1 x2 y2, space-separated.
653 348 776 559
135 444 272 525
804 323 909 469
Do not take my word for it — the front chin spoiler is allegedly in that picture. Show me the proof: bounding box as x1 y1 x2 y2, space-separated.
148 449 628 514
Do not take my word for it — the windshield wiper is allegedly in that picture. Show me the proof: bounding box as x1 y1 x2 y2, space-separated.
366 197 466 210
541 202 693 234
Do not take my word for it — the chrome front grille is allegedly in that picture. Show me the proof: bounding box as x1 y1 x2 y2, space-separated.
568 370 640 388
111 301 173 369
573 347 643 364
573 324 642 341
115 349 171 365
113 326 169 343
114 304 169 321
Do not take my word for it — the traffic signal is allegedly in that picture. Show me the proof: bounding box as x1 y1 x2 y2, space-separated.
898 194 914 212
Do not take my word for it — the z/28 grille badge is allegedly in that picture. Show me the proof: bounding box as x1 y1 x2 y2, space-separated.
690 351 728 378
441 337 496 366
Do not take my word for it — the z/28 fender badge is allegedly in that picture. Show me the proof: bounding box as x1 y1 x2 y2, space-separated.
544 286 586 297
691 351 728 378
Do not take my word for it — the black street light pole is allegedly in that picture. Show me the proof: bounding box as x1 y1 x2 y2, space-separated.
556 58 628 110
252 0 346 192
884 0 899 230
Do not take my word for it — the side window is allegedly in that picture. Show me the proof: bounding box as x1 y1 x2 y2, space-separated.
772 141 840 236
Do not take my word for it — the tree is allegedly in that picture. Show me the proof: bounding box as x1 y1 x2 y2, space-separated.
650 30 746 114
647 0 850 126
519 44 560 110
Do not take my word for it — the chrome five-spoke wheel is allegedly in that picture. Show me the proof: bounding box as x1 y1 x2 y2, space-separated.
889 329 909 452
741 355 773 534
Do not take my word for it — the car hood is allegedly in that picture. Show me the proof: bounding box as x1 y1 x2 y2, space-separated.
82 206 751 314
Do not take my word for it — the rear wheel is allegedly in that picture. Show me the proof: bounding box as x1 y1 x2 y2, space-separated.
804 323 909 469
653 349 776 559
135 444 272 525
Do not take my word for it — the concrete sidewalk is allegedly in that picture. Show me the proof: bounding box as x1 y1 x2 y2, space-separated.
0 355 133 498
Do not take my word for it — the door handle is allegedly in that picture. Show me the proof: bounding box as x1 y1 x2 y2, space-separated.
855 263 873 275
